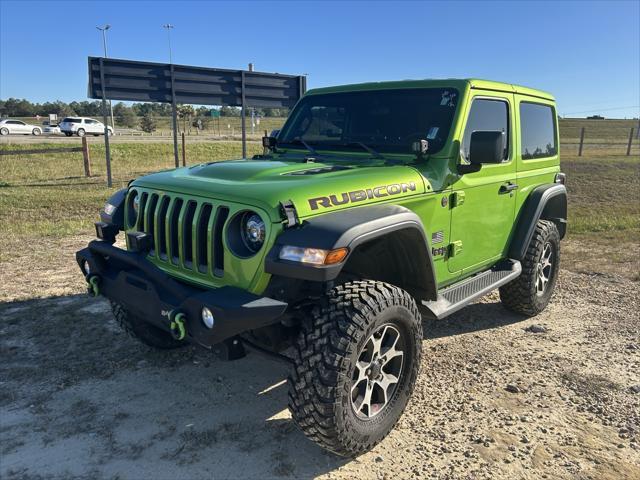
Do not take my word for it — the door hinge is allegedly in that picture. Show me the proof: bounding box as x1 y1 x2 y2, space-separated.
452 191 465 207
449 240 463 257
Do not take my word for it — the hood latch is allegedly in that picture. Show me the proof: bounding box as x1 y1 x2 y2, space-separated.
280 200 300 228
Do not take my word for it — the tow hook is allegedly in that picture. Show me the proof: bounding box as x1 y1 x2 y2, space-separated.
169 312 187 340
87 275 100 297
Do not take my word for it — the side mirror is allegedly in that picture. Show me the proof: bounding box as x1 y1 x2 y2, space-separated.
262 136 277 149
469 131 504 165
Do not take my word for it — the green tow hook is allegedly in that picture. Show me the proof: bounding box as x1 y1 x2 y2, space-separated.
87 276 100 297
170 312 187 341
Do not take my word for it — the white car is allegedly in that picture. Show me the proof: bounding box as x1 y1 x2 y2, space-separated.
0 119 43 136
42 121 62 135
59 117 113 137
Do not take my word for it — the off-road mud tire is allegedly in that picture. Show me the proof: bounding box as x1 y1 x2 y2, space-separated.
288 280 422 457
500 219 560 316
110 301 186 349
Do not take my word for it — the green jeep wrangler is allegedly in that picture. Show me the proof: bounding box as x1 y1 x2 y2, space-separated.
77 78 567 457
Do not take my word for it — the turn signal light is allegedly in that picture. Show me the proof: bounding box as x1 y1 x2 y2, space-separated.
324 247 349 265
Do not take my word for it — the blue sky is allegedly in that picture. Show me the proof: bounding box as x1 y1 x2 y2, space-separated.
1 0 639 118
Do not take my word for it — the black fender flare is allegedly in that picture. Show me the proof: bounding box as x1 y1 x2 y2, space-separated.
265 204 437 301
509 183 567 261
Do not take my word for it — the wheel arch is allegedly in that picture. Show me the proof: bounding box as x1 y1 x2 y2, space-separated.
509 183 567 261
265 204 438 301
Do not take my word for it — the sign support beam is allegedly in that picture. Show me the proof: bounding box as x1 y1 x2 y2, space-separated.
98 58 113 187
241 71 247 158
170 64 180 168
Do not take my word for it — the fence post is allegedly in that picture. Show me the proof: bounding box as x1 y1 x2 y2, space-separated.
181 132 186 167
81 137 91 177
627 127 635 156
578 127 585 156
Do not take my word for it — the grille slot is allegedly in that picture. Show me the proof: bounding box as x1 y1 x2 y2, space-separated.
145 194 159 255
157 196 171 259
213 207 229 276
168 198 183 264
196 204 213 273
132 190 230 277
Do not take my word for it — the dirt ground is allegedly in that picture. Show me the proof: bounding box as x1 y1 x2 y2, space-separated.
0 234 638 480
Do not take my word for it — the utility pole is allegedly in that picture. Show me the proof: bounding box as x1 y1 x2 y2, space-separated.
163 24 174 64
96 24 115 129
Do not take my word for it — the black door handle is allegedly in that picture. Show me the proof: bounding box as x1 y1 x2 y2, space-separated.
499 182 518 194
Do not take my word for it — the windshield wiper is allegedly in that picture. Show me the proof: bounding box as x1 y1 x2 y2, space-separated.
280 138 320 158
345 141 385 160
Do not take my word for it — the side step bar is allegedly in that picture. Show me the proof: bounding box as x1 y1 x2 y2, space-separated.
421 259 521 320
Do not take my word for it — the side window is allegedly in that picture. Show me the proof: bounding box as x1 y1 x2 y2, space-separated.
462 98 509 162
520 102 557 159
85 119 95 125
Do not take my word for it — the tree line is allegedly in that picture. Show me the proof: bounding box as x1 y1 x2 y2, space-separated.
0 98 288 132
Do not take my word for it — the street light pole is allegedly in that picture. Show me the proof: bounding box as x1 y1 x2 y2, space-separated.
96 24 115 130
163 24 174 64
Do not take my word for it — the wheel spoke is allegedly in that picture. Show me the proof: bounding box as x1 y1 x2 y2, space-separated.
370 327 386 358
377 372 399 391
350 323 405 420
381 345 404 366
355 381 374 417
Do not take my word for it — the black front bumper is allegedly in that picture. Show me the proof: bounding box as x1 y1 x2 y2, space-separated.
76 240 288 347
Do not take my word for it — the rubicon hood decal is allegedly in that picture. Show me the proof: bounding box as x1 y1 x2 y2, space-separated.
309 182 417 210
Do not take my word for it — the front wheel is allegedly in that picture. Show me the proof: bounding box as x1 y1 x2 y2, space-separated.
32 128 41 136
288 280 422 457
500 219 560 316
0 127 8 135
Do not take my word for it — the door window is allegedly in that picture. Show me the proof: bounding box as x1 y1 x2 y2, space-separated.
520 102 557 159
461 98 509 162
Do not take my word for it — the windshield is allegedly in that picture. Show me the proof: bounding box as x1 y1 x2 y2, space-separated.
279 88 458 155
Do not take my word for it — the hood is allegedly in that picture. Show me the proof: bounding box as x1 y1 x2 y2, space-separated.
132 158 428 221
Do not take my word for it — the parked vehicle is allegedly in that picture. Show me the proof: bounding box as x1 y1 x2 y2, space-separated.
0 119 42 135
42 121 62 135
77 78 566 457
59 117 113 137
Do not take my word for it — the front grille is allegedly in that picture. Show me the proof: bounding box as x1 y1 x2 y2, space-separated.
132 191 229 277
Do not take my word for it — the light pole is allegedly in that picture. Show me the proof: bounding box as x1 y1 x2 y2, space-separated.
96 24 115 129
163 24 174 64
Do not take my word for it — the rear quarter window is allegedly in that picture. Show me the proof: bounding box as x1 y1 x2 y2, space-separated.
520 102 557 159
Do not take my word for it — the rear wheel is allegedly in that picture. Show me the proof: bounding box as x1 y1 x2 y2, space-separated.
0 127 8 135
500 219 560 316
76 128 85 137
288 280 422 457
64 132 72 137
110 301 186 349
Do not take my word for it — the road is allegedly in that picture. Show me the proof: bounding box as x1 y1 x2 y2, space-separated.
1 255 638 479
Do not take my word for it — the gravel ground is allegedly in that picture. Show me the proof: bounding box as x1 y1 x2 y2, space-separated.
1 256 638 479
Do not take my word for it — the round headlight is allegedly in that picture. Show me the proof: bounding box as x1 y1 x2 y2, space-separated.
241 212 265 253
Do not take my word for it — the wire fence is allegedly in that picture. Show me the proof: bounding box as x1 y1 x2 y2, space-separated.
1 118 637 188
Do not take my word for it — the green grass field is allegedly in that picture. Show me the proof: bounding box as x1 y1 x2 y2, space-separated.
0 118 638 280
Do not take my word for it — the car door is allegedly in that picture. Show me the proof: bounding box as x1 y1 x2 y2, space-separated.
448 94 517 274
11 120 28 133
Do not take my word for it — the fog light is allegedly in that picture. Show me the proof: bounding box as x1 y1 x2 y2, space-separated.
81 259 91 276
201 307 215 328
